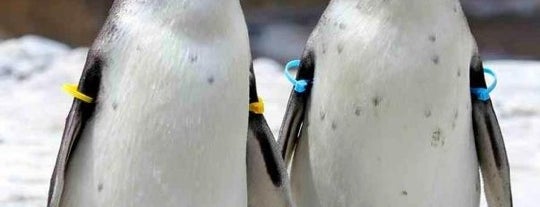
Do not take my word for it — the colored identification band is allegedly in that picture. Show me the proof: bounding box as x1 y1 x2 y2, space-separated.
471 68 497 101
62 84 94 103
284 60 308 93
249 97 265 114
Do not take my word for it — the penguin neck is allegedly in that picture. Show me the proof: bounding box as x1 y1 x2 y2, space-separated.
116 0 243 39
118 0 238 13
333 0 464 21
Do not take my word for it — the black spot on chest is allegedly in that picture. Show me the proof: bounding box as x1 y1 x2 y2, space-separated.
189 54 198 63
431 55 440 65
207 76 215 85
97 183 104 192
424 109 432 118
428 35 437 42
452 110 459 129
372 96 382 107
320 111 326 121
430 128 445 147
321 43 328 54
331 121 338 130
337 43 345 54
355 107 362 116
104 23 118 38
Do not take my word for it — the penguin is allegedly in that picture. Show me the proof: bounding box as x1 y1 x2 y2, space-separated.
48 0 252 206
279 0 512 207
247 65 295 207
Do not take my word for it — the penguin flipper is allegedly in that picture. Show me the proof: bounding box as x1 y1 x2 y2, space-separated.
278 51 316 166
470 56 513 207
247 65 294 207
48 52 104 207
248 114 295 207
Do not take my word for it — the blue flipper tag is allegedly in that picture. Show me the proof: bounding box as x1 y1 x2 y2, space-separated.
471 67 497 101
284 60 308 93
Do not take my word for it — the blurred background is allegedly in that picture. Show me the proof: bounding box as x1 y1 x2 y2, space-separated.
0 0 539 61
0 0 538 207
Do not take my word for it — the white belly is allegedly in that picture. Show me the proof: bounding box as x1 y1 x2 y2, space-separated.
61 14 250 207
291 2 480 206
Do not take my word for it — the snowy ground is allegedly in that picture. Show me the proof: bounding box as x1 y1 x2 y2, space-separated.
0 36 538 207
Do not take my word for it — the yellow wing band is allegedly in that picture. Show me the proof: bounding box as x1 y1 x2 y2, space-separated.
249 97 265 114
62 84 94 103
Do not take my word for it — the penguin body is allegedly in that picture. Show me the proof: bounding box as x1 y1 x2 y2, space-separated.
49 1 251 206
280 1 512 207
247 66 295 207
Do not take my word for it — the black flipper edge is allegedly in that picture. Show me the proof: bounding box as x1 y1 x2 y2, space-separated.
48 52 103 207
470 55 513 207
278 51 316 167
247 64 295 207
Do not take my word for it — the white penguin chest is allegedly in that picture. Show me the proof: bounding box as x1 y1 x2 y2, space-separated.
62 16 251 207
291 3 481 207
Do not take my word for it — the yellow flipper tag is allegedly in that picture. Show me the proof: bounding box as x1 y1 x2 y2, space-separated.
62 84 94 103
249 97 265 114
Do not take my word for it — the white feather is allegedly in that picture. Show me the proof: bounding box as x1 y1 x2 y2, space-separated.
61 1 251 206
291 0 480 206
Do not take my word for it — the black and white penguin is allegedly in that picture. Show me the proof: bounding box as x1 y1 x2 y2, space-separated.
279 0 512 206
247 65 295 207
48 0 256 206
